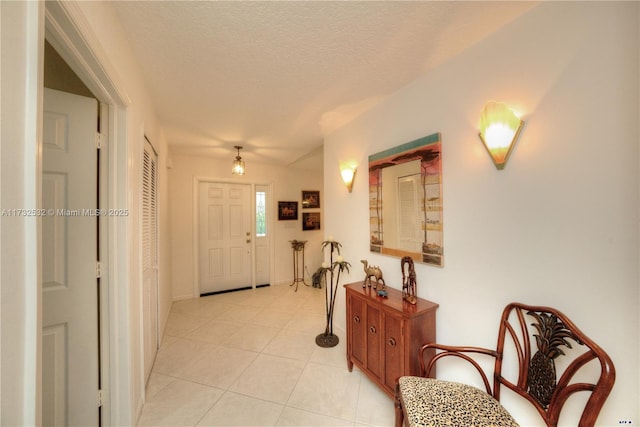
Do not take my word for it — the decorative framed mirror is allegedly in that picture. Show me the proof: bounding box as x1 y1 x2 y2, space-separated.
368 133 443 266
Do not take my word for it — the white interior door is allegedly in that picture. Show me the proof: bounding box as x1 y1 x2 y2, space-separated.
199 182 252 294
42 88 100 426
142 138 158 381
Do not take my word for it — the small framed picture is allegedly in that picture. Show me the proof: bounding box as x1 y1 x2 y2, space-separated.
278 201 298 221
302 190 320 209
303 212 321 231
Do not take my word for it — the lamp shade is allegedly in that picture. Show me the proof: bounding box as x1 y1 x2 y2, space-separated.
478 101 524 170
340 166 356 192
232 158 245 175
232 145 245 175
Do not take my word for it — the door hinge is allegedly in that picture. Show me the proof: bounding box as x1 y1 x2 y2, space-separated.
96 261 103 278
96 133 103 149
97 389 103 407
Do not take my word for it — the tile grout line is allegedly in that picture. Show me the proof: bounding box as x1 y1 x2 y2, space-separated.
142 285 394 426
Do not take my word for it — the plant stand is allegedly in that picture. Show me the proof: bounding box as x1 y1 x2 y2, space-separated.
315 238 350 348
289 240 308 291
315 332 339 348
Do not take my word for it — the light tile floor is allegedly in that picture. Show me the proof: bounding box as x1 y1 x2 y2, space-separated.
138 284 395 426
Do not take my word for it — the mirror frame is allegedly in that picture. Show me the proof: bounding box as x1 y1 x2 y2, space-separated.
368 132 443 267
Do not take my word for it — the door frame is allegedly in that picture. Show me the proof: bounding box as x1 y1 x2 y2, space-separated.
192 177 274 298
43 2 133 425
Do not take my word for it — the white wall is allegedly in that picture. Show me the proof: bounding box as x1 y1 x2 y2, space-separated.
169 153 324 300
324 2 639 425
1 2 43 424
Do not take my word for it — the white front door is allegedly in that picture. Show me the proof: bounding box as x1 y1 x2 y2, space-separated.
42 88 100 426
199 182 252 294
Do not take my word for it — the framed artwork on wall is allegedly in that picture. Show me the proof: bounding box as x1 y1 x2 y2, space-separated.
302 190 320 209
303 212 321 230
278 201 298 220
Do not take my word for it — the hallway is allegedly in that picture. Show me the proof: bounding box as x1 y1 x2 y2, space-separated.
138 284 394 426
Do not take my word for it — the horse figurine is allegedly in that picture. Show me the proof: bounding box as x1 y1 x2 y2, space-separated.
361 259 385 289
401 256 417 304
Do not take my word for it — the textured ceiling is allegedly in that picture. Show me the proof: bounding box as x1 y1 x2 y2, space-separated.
112 1 536 167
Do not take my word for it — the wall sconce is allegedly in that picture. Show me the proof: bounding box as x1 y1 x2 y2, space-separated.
478 101 524 170
340 166 357 193
231 145 245 175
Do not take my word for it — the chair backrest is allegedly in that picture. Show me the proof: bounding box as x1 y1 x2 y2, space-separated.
493 303 615 427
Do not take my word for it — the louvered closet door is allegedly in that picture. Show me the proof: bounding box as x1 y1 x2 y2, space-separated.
142 138 159 381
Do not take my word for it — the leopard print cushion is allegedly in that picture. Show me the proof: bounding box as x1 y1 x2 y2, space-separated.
398 376 519 427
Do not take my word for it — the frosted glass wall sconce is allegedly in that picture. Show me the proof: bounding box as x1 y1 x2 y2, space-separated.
478 101 524 170
340 166 357 192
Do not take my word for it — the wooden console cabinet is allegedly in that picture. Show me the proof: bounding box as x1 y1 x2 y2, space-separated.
344 282 438 398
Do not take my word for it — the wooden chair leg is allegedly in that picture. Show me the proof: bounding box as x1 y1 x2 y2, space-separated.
394 383 404 427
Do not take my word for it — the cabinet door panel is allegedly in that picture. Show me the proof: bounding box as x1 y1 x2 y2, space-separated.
349 296 366 366
384 313 404 392
366 304 382 379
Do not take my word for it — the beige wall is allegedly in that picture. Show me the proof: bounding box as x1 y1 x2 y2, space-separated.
169 152 324 300
324 2 639 425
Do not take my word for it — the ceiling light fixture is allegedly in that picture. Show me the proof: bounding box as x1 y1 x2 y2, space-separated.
232 145 245 175
478 101 524 170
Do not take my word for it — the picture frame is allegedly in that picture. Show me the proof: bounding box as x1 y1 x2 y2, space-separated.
369 132 443 267
278 201 298 221
302 212 321 231
302 190 320 209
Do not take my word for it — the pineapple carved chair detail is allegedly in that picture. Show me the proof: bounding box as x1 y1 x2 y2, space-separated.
394 303 615 427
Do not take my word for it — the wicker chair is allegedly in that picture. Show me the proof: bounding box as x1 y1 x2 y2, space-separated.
394 302 615 427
